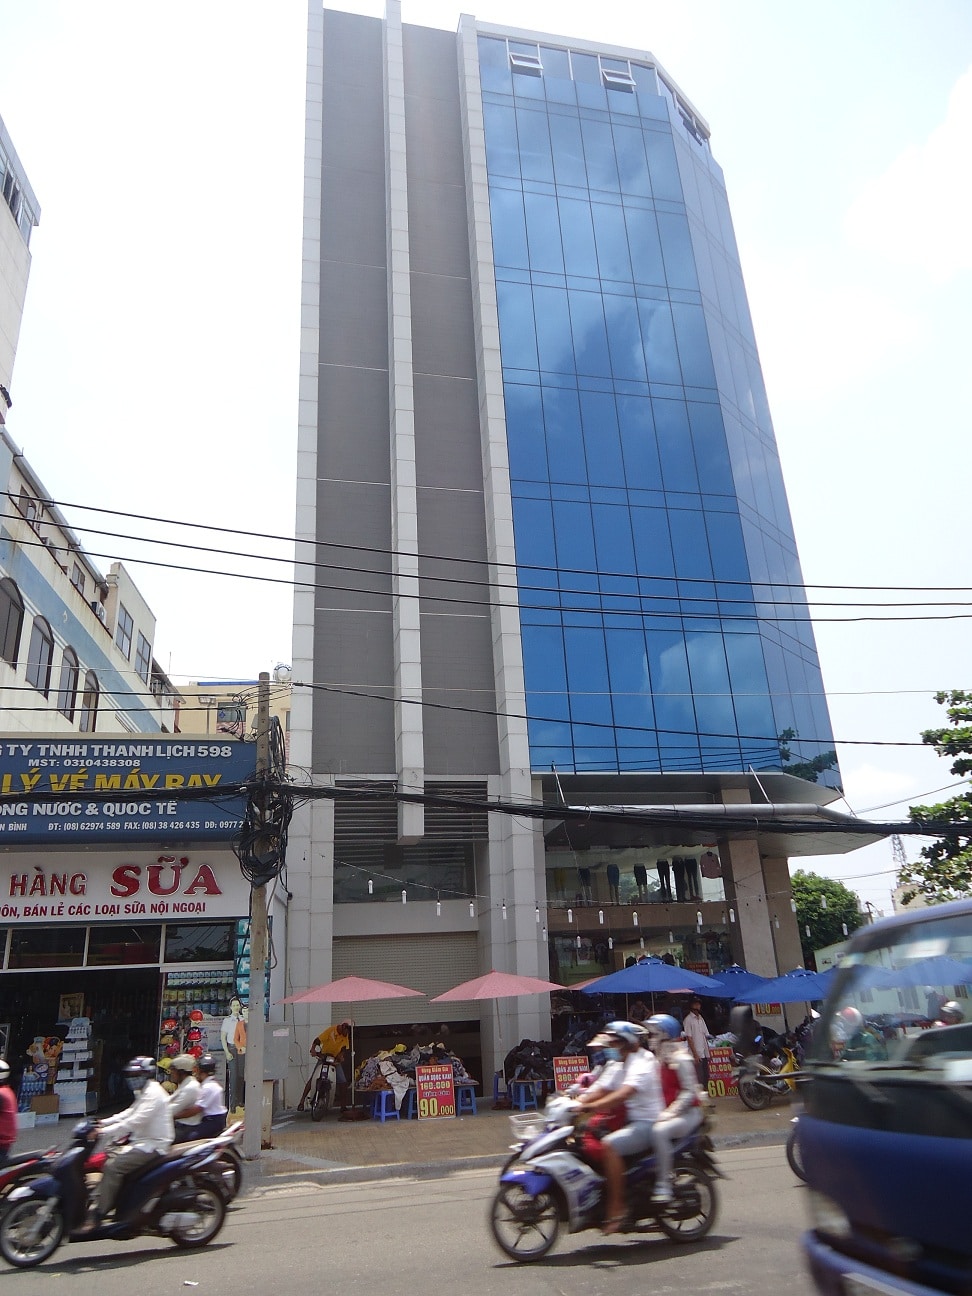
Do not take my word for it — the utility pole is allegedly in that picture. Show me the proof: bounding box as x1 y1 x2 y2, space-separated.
243 671 270 1160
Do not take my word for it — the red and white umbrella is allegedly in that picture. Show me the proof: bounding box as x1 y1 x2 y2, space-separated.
280 975 425 1103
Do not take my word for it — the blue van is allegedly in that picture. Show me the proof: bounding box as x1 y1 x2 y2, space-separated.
801 899 972 1295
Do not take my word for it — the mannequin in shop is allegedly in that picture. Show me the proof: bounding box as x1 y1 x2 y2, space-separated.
220 998 246 1111
672 858 687 902
656 859 673 903
633 863 648 901
577 867 593 902
685 857 702 900
606 862 620 905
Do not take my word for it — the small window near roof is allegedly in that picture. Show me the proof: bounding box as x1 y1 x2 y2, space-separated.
509 51 543 76
602 68 636 91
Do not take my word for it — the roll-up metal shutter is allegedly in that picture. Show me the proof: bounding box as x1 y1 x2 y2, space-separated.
331 932 480 1025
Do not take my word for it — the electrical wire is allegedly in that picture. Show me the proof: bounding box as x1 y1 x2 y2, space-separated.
20 508 972 613
14 522 972 624
19 493 972 595
10 497 972 621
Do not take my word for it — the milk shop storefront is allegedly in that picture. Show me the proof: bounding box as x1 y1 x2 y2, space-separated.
0 736 260 1113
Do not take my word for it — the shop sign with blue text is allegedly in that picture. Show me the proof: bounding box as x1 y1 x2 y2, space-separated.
0 737 255 843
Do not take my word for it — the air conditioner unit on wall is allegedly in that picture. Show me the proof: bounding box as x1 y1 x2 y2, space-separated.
90 600 106 623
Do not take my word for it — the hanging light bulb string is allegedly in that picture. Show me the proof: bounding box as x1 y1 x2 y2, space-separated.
335 856 811 931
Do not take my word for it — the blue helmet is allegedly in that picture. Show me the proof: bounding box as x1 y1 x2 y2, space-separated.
646 1014 682 1041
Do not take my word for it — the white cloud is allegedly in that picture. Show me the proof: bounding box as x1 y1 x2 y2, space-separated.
838 763 920 815
844 65 972 282
744 251 921 402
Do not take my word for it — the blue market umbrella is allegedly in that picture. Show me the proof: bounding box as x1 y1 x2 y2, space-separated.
579 957 725 997
734 966 836 1004
705 964 771 1000
870 955 972 990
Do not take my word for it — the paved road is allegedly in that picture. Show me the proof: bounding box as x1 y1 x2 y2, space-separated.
1 1144 817 1293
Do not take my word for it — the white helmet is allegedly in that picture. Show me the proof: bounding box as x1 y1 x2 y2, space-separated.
0 1059 10 1083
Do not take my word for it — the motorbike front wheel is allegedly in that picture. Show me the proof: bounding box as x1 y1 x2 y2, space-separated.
738 1074 772 1111
311 1079 331 1122
0 1198 65 1268
489 1184 560 1262
657 1164 718 1243
169 1184 226 1249
786 1123 806 1182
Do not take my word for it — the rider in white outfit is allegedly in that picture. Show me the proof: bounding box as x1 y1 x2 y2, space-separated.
644 1013 704 1202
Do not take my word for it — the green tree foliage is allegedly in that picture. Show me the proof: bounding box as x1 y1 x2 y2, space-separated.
900 690 972 904
791 870 864 964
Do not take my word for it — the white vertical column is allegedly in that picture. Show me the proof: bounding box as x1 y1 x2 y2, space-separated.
384 0 424 843
457 17 547 1080
286 0 332 1094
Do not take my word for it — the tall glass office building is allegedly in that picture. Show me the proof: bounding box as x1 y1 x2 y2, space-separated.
286 2 862 1085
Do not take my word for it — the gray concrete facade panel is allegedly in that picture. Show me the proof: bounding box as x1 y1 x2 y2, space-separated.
318 261 389 369
409 271 477 379
320 167 387 266
312 609 395 771
317 365 393 485
413 373 483 490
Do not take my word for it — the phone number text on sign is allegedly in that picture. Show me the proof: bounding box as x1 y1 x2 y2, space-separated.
415 1063 456 1119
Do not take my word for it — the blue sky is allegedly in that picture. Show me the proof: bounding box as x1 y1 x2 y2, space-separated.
1 1 970 911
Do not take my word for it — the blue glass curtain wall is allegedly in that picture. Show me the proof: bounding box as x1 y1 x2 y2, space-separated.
479 37 839 787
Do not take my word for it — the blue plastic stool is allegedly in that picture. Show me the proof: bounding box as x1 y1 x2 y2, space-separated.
456 1083 478 1115
493 1071 507 1103
371 1089 400 1122
510 1080 538 1111
403 1088 417 1119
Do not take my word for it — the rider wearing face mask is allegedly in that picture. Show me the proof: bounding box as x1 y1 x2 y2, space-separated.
644 1014 704 1203
574 1021 663 1233
79 1056 174 1233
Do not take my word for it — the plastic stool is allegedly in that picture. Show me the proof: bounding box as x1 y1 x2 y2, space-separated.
493 1071 507 1103
456 1084 478 1115
403 1088 417 1119
371 1089 400 1122
510 1080 538 1111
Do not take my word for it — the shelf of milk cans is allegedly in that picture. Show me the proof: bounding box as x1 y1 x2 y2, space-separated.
54 1018 96 1117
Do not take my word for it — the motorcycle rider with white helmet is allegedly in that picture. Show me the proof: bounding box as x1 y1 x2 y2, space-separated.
644 1014 704 1203
80 1056 173 1233
574 1020 663 1233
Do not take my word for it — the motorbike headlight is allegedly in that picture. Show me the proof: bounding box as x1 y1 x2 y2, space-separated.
808 1190 853 1239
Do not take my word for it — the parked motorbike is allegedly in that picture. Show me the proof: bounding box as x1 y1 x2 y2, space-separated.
489 1099 721 1263
0 1119 227 1268
734 1039 802 1111
307 1055 339 1122
786 1115 806 1182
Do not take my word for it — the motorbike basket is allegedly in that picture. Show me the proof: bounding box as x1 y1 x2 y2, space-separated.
509 1113 546 1142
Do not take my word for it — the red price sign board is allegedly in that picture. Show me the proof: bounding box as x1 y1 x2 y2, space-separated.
707 1045 738 1098
415 1063 456 1120
553 1055 589 1092
752 1003 783 1015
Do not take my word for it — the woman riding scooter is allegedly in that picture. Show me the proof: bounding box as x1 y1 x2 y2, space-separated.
644 1014 705 1203
574 1021 663 1233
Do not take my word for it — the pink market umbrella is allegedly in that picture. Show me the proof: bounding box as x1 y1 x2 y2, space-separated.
430 970 565 1002
431 970 565 1048
280 975 425 1104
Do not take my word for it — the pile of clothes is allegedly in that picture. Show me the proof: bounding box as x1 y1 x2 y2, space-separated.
355 1042 476 1106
